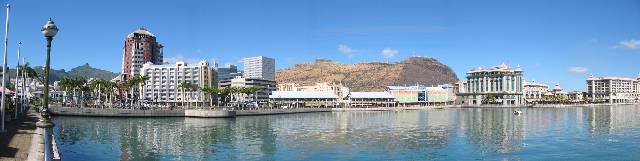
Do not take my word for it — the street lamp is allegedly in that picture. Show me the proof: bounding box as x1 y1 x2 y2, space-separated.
40 18 57 120
37 18 57 161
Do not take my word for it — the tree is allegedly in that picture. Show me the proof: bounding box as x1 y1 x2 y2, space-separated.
179 81 196 109
481 94 497 104
202 86 220 108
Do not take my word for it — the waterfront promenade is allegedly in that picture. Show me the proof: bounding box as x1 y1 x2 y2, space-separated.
0 109 38 161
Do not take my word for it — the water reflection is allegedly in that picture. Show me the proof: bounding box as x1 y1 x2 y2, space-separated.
54 105 640 160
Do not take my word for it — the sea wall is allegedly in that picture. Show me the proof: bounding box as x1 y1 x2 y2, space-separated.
49 107 235 118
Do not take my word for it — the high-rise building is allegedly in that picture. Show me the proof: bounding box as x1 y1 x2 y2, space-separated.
586 75 640 103
140 61 216 103
243 56 275 81
121 27 164 81
457 63 525 105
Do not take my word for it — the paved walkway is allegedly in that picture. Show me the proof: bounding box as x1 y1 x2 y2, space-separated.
0 109 38 161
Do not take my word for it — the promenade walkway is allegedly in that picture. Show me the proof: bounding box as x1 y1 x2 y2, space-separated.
0 109 38 161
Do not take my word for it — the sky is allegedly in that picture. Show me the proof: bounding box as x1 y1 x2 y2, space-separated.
2 0 640 91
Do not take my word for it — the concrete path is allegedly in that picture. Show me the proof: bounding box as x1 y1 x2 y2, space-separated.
0 109 38 161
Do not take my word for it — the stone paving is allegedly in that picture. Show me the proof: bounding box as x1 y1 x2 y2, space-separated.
0 109 38 161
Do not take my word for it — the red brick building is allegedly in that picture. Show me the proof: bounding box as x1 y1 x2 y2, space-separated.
120 28 163 81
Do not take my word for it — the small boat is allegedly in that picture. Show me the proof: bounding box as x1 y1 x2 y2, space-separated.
513 110 523 115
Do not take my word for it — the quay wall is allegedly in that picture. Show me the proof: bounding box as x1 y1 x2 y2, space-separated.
49 107 235 118
236 108 331 116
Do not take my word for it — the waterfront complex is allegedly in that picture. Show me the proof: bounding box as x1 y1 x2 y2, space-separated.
219 76 277 102
586 75 640 103
457 63 524 105
140 61 216 103
121 28 164 81
243 56 276 81
386 85 453 106
277 82 350 98
523 81 549 102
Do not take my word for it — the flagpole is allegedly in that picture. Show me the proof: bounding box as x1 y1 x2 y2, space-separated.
14 42 20 119
0 3 10 132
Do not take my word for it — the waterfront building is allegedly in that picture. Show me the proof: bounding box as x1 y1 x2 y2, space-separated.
523 80 549 103
586 75 640 103
457 63 525 105
567 91 585 102
386 85 451 106
277 82 350 98
120 28 164 81
347 92 396 107
216 64 239 80
140 61 216 104
243 56 276 81
269 91 338 108
219 76 276 102
551 83 568 98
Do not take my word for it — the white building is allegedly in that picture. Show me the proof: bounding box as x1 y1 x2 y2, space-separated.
218 76 277 102
523 80 549 103
277 82 350 99
457 63 525 105
140 61 215 103
243 56 275 81
586 75 640 103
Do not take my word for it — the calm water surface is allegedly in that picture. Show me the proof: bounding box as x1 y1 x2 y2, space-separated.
53 105 640 160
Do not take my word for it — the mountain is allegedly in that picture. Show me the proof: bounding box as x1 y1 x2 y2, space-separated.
6 63 119 83
276 57 460 92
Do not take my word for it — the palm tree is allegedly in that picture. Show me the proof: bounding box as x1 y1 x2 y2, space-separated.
246 86 260 102
202 86 220 108
179 81 195 109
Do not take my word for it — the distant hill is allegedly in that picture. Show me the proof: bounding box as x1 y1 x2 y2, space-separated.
6 63 119 83
276 57 460 92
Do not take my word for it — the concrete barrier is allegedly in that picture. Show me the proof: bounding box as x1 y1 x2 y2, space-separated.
49 107 235 118
185 110 236 118
236 108 332 116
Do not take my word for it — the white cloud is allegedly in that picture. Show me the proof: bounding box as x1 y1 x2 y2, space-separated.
163 54 210 65
381 48 399 59
567 67 588 74
614 39 640 49
338 44 361 59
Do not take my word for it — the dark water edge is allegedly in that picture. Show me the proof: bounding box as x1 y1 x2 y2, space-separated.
53 105 640 161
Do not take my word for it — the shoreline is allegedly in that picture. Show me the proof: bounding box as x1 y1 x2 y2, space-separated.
49 103 638 118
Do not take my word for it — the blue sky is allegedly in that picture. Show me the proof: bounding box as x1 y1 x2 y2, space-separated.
3 0 640 91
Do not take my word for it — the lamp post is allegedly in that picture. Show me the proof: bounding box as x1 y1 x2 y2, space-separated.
14 42 20 119
0 3 10 133
37 18 58 161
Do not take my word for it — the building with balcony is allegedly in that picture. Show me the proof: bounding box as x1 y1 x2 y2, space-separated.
586 75 640 103
120 28 164 81
140 61 215 104
523 80 549 103
457 63 525 105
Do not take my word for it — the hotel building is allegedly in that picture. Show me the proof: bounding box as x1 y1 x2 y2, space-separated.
586 75 640 103
457 63 525 105
523 81 549 102
243 56 276 81
121 28 164 81
140 61 215 103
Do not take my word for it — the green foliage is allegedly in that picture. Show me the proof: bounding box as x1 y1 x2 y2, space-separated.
481 94 497 104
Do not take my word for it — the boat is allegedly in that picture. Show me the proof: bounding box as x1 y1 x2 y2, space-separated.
513 110 523 115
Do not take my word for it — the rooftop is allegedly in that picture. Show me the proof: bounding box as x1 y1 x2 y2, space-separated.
349 92 395 99
127 27 156 38
466 63 523 74
269 91 337 99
